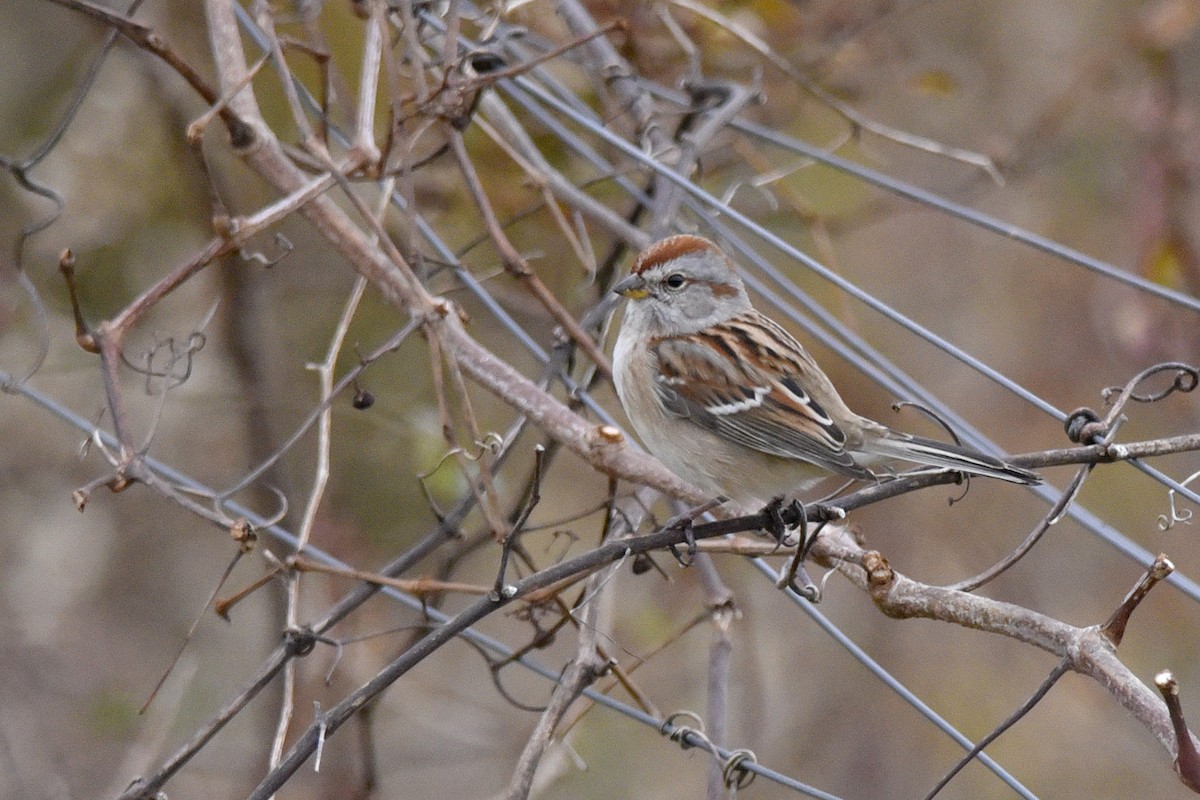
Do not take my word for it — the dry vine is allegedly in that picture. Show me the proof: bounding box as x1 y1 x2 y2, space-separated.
2 2 1200 799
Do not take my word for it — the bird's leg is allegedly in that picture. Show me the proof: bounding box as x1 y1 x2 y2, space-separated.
667 518 697 567
662 497 725 568
762 496 806 548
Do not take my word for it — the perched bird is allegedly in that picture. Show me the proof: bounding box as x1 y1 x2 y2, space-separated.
611 234 1040 509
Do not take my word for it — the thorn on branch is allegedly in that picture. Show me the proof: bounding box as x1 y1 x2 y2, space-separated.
59 249 98 353
215 565 284 620
140 542 252 715
1102 554 1175 647
1156 671 1200 793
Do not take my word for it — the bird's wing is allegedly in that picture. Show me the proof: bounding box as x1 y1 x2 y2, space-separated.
650 312 874 480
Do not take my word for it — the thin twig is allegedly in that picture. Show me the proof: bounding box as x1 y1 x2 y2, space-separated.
267 271 368 778
50 0 255 145
693 553 735 800
448 130 614 376
667 0 1004 184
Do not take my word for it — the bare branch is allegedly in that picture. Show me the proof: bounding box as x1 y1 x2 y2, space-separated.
830 537 1200 766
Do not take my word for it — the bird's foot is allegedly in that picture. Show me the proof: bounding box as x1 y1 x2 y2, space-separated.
661 497 728 568
762 496 806 549
667 517 697 567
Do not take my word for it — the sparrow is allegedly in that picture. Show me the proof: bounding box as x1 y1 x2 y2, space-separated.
611 234 1040 509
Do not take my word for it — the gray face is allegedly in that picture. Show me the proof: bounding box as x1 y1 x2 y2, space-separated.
631 250 754 335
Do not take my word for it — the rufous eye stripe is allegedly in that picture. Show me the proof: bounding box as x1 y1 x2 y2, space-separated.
633 234 715 275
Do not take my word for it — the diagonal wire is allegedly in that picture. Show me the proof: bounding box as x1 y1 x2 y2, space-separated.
747 555 1040 800
725 109 1200 315
3 5 1191 798
464 36 1200 593
199 8 1196 795
226 9 1200 792
224 16 1032 796
229 4 617 425
0 367 840 799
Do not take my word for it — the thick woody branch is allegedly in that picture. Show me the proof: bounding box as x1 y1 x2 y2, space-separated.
203 0 1200 520
825 536 1200 769
193 9 1200 794
202 0 699 505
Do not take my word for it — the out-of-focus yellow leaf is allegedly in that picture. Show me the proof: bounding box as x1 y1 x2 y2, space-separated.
1140 235 1189 288
908 68 960 97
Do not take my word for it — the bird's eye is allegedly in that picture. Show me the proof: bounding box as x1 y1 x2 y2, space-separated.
664 272 686 290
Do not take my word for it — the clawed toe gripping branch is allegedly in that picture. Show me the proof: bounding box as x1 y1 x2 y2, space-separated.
662 497 724 567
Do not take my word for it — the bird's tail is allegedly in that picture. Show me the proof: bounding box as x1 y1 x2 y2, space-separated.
869 432 1041 485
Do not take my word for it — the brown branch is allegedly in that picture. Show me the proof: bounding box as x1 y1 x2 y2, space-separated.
198 7 681 513
111 10 1200 798
926 553 1180 798
1157 671 1200 792
49 0 255 147
1018 432 1200 467
292 556 494 597
475 92 650 248
493 647 608 800
555 0 673 156
228 490 1194 796
448 129 614 376
820 533 1200 768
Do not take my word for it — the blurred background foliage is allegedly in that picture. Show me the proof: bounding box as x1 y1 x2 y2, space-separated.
1 0 1199 798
